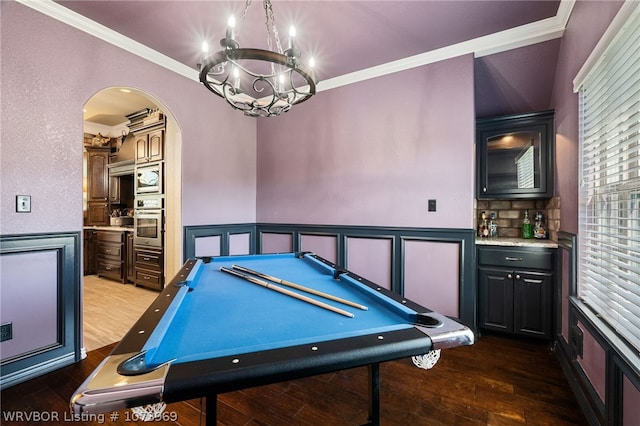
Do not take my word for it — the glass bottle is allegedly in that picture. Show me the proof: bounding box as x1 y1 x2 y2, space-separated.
522 210 533 239
480 211 489 238
534 211 547 239
489 212 498 238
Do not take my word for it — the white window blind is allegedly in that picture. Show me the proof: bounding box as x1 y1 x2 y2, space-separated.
516 145 535 188
578 5 640 351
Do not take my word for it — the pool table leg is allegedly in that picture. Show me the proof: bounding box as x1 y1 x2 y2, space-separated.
367 363 380 426
206 394 217 426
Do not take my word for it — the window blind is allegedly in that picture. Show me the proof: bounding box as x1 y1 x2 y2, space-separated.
578 6 640 351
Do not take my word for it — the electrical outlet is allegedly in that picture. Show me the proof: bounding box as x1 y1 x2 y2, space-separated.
428 199 437 212
0 322 13 342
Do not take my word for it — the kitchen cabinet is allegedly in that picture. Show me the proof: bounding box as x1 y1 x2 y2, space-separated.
478 246 554 339
126 232 135 282
476 110 554 199
86 147 110 226
134 246 164 290
87 148 110 201
83 229 97 275
96 230 126 283
135 129 163 163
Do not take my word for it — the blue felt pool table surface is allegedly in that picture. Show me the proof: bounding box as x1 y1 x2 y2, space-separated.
143 253 418 367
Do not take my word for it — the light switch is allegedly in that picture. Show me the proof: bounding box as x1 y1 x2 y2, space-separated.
16 195 31 213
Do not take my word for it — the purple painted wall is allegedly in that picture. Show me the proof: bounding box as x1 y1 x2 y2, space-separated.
256 54 475 229
551 0 624 235
0 2 257 236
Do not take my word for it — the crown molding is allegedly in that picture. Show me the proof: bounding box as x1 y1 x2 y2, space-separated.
17 0 575 94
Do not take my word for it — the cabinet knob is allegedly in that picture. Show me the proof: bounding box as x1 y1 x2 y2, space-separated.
507 273 513 279
515 274 521 280
483 187 487 192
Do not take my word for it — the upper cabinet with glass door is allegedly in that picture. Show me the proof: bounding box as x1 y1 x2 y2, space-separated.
476 110 554 199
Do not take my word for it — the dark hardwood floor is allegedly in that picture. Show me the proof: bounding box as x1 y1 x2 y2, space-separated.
1 333 587 425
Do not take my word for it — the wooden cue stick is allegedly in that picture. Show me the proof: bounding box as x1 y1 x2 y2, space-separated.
232 264 368 311
219 267 355 318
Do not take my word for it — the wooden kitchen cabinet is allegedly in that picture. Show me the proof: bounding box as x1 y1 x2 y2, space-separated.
85 147 110 226
478 246 555 339
83 229 97 275
134 246 164 290
86 148 110 201
126 232 135 283
135 129 163 163
96 230 126 283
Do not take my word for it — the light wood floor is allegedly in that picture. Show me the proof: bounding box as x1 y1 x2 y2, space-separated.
82 275 159 351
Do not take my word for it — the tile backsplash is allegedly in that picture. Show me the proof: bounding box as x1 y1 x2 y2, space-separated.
475 197 560 241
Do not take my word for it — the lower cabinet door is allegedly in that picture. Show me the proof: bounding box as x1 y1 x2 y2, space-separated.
514 271 553 339
478 267 514 333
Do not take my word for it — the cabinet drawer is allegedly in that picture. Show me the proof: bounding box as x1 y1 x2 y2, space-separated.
97 260 122 278
97 231 124 243
478 247 553 270
135 249 162 270
97 243 122 258
135 269 162 287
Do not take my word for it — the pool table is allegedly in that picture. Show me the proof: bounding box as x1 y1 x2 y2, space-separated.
71 252 474 424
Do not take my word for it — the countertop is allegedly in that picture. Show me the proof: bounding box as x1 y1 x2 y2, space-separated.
475 237 558 248
84 225 133 232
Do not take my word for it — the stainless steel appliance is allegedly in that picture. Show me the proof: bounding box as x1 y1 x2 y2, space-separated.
135 163 163 194
136 194 164 210
134 209 163 247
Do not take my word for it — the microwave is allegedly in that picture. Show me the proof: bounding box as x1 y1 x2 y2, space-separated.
135 163 163 194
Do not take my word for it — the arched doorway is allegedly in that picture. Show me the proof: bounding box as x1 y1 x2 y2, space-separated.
81 87 182 351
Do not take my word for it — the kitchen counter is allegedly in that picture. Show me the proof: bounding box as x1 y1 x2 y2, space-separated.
84 225 133 232
475 237 558 248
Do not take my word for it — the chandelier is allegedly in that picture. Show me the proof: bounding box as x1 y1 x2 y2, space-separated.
198 0 317 117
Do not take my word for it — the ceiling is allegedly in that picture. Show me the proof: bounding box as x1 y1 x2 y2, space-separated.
51 0 565 124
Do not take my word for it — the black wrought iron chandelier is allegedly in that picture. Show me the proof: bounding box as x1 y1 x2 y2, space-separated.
198 0 317 117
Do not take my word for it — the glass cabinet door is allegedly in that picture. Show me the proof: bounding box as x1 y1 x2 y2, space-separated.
477 111 554 199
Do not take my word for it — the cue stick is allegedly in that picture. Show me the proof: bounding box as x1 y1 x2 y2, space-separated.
219 267 355 318
231 264 368 311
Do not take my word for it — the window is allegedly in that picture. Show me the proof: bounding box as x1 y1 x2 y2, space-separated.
577 6 640 351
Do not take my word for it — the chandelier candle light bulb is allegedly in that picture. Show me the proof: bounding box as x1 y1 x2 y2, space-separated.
226 15 236 40
198 0 317 117
289 25 296 50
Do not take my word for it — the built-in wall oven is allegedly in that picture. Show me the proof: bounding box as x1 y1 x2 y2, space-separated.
134 194 164 247
134 209 163 247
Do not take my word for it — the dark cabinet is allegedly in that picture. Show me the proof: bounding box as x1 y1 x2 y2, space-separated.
86 148 111 226
134 246 164 290
135 129 163 163
476 110 554 199
126 232 135 282
96 230 126 283
87 148 110 201
83 229 97 275
478 246 554 339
